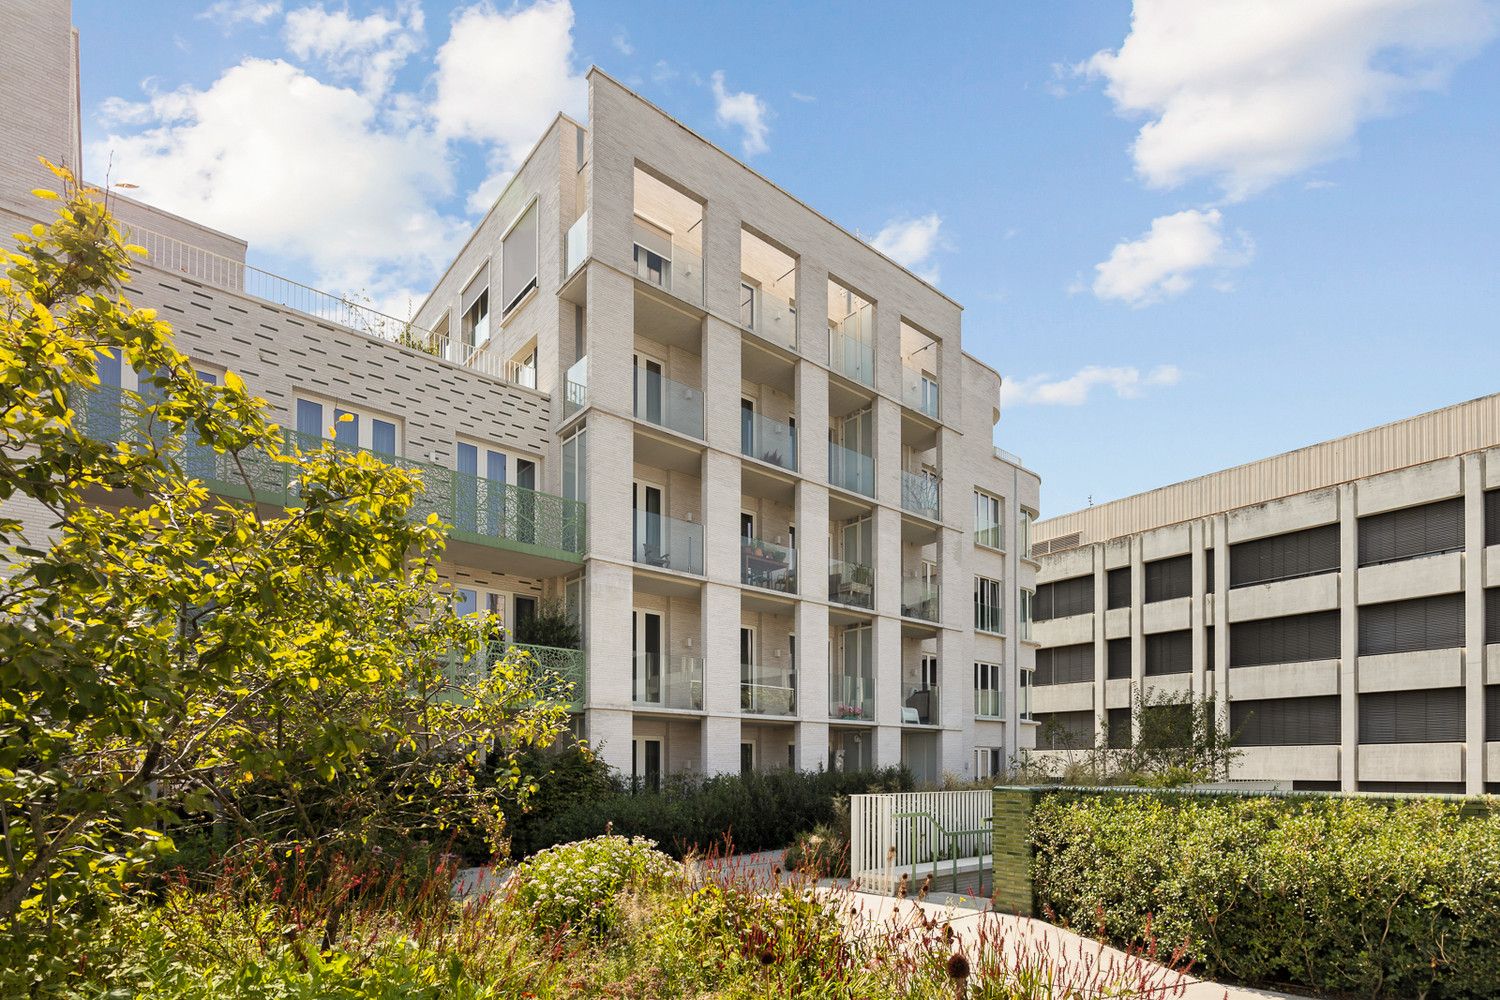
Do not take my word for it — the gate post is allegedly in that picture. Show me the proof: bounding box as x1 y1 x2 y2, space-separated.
991 785 1048 916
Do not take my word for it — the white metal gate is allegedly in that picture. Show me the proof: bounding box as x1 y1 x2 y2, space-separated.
848 790 992 894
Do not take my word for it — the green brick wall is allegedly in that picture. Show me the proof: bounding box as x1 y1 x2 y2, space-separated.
991 786 1048 915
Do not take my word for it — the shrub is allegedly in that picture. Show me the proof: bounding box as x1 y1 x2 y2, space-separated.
507 834 675 936
782 823 849 878
1030 791 1500 998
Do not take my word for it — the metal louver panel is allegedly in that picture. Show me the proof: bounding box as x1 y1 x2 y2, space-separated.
1486 489 1500 547
1230 695 1341 745
1358 688 1465 743
1357 497 1464 566
1205 549 1215 594
1144 555 1191 603
1230 524 1339 588
1033 575 1094 622
1107 638 1131 679
1144 630 1192 676
1358 593 1464 655
1230 611 1341 667
1107 567 1131 609
1486 685 1500 741
1034 643 1093 686
1035 711 1094 750
1106 707 1130 748
1486 588 1500 645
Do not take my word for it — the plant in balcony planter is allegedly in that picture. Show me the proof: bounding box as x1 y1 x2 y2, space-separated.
835 703 864 719
761 449 783 466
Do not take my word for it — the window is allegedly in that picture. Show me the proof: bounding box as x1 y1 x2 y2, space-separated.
1205 549 1215 594
974 747 1005 780
1035 711 1093 750
974 490 1003 549
1018 665 1033 720
1019 589 1033 641
740 281 756 328
1034 575 1093 622
1230 611 1340 668
1144 555 1190 603
1144 630 1191 676
1019 509 1035 560
1359 689 1465 744
1487 685 1499 741
1231 696 1340 745
975 662 1003 718
501 202 539 314
1230 524 1339 588
1487 489 1500 547
1107 567 1130 609
1358 593 1464 655
1359 498 1464 566
1035 643 1092 686
974 576 1004 634
1205 625 1215 671
1488 588 1500 644
294 397 399 454
1107 638 1131 679
460 266 490 352
1105 707 1131 749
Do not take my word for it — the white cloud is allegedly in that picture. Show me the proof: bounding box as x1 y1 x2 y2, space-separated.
1002 365 1182 407
199 0 282 28
283 1 424 97
611 30 633 56
790 91 815 103
92 58 464 302
710 71 770 156
1084 0 1497 200
1092 208 1251 306
870 212 944 283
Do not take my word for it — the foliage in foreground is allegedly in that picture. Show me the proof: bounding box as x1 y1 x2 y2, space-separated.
19 836 1193 999
0 167 570 967
1031 791 1500 998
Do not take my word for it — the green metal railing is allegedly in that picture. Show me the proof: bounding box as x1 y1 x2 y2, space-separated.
75 384 586 561
445 642 586 709
892 809 993 892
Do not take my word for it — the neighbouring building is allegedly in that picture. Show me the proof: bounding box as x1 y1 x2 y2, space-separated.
1028 393 1500 794
1 1 1042 785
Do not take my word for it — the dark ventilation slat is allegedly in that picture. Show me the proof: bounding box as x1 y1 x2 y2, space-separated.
1205 625 1215 671
1107 567 1131 609
1358 497 1464 566
1205 549 1215 594
1033 574 1094 622
1230 611 1341 667
1485 489 1500 547
1107 638 1131 679
1486 685 1500 741
1035 643 1093 686
1485 589 1500 645
1106 707 1130 748
1358 688 1465 743
1144 630 1192 676
1230 524 1340 588
1144 554 1191 603
1035 710 1095 749
1358 594 1465 655
1230 695 1341 745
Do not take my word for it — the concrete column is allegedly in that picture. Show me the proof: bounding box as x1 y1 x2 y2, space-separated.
702 581 740 718
582 254 635 416
1338 483 1359 792
874 395 902 511
703 449 742 583
1092 545 1108 744
874 615 903 766
874 505 903 619
796 598 830 768
702 204 742 321
1213 515 1230 724
584 413 635 563
702 316 742 455
588 709 635 776
1129 535 1145 741
1190 519 1208 701
795 720 830 770
936 626 968 776
795 360 828 489
796 263 829 368
585 559 636 775
1463 452 1486 795
702 715 742 776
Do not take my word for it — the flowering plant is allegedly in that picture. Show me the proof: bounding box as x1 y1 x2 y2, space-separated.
509 834 675 936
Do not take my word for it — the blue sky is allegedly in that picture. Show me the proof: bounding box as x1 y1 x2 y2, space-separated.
72 0 1500 516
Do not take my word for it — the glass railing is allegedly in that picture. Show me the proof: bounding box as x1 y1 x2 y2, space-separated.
828 441 875 496
828 557 874 609
564 356 588 418
901 366 940 418
901 470 941 520
634 367 704 439
830 671 874 721
901 577 940 622
741 666 796 716
566 211 589 276
903 685 938 726
740 537 796 593
975 522 1004 550
634 653 704 710
828 326 875 386
742 286 798 350
633 509 704 575
741 411 796 471
976 686 1002 720
633 220 704 308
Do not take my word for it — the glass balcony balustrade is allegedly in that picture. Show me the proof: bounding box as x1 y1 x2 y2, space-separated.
901 470 941 520
633 652 704 710
633 219 704 308
903 684 939 726
634 367 704 439
741 410 796 471
901 577 940 622
828 325 875 386
829 670 874 722
901 365 940 418
828 557 874 610
564 356 588 418
741 665 796 716
565 211 589 276
741 285 797 350
828 441 875 497
740 536 796 593
633 509 704 575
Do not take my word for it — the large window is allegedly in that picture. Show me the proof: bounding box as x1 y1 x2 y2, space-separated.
1358 593 1464 655
1035 711 1093 750
975 661 1003 718
1359 689 1465 744
1231 696 1340 745
1107 637 1131 679
1230 524 1339 588
1106 567 1131 609
1358 498 1464 566
1230 611 1340 668
1018 665 1033 720
1034 575 1093 622
1105 707 1130 748
1019 509 1035 560
1487 489 1500 547
294 397 398 454
974 576 1003 634
1144 555 1190 603
1019 588 1033 641
460 266 490 352
1144 630 1191 676
501 201 539 314
974 490 1004 549
1488 588 1500 644
1035 643 1093 686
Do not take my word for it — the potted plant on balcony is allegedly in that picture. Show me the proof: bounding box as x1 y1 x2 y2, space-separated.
835 703 864 720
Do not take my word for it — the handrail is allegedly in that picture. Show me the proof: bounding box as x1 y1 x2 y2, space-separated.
892 809 994 893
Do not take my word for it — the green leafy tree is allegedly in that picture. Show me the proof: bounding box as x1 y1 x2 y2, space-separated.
0 164 571 931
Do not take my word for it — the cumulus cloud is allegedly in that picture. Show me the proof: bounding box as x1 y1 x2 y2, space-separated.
1092 208 1252 306
710 71 770 156
283 1 424 97
871 212 944 283
199 0 282 28
1084 0 1497 201
1002 364 1182 407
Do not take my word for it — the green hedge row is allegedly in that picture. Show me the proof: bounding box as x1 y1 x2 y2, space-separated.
1030 793 1500 998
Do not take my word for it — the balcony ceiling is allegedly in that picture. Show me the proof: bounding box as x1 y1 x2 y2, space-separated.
635 285 702 352
741 588 795 615
828 488 874 522
742 462 796 505
634 424 704 474
828 377 874 419
901 514 940 546
741 339 796 395
901 409 940 451
633 565 703 598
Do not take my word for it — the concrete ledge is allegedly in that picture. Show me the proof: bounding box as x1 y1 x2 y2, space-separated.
1357 649 1464 693
1356 551 1462 605
1033 612 1093 647
1143 596 1191 633
1105 677 1133 709
1486 545 1500 586
1357 742 1464 783
1226 659 1340 700
1032 681 1095 714
1488 742 1499 782
1487 643 1500 685
1234 744 1340 782
1104 606 1132 639
1141 673 1192 697
1227 571 1339 622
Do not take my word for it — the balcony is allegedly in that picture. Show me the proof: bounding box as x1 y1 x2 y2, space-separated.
634 652 704 710
634 367 704 439
565 211 589 276
741 536 796 593
901 366 939 419
903 685 938 726
633 509 704 575
830 670 874 722
901 577 940 622
901 470 941 520
741 665 796 716
829 558 874 610
828 441 875 497
481 642 586 708
633 219 704 309
564 356 588 418
741 411 796 471
828 326 874 386
741 286 797 350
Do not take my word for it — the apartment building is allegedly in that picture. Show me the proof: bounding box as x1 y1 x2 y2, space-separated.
1028 394 1500 794
2 2 1041 785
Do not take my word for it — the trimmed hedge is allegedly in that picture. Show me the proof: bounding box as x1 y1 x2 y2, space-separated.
1030 792 1500 998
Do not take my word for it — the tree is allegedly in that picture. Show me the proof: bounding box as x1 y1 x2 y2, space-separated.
0 164 572 929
